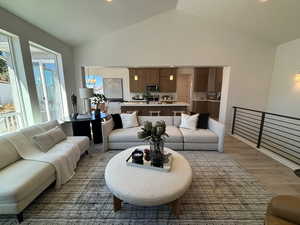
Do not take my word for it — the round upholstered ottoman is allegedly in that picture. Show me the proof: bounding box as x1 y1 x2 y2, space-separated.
105 146 192 215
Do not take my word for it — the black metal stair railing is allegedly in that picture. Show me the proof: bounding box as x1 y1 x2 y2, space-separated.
232 106 300 165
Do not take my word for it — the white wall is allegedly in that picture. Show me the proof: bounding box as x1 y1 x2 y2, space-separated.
0 7 75 124
74 10 276 131
267 38 300 117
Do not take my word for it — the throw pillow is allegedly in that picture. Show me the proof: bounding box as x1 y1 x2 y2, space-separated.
120 111 139 128
111 114 123 130
32 133 55 153
179 113 199 130
197 113 210 129
47 126 67 143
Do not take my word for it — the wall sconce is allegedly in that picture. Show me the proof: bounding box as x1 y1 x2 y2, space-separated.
169 75 174 81
295 73 300 82
134 75 138 81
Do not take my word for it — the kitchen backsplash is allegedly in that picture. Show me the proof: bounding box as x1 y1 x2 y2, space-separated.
192 92 207 101
130 92 177 100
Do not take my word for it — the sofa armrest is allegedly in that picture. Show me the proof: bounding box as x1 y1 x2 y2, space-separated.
267 195 300 225
208 118 225 152
102 118 114 151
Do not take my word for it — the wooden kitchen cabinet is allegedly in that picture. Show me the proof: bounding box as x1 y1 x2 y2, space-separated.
159 68 177 92
192 101 208 113
129 68 143 92
129 68 159 92
215 67 223 92
208 101 220 119
194 68 209 92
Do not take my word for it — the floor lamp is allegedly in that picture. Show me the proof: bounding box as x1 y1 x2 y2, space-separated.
79 88 93 114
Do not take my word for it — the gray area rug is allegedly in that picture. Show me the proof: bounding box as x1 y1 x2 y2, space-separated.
0 151 273 225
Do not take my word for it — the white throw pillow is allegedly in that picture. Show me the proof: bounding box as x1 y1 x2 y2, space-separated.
32 126 66 152
47 126 67 143
32 133 55 152
120 111 139 128
179 113 199 130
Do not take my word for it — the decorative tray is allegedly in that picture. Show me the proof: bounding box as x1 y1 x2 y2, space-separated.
126 153 173 172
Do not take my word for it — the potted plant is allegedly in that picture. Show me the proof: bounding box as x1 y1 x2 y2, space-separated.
137 121 168 167
90 94 107 118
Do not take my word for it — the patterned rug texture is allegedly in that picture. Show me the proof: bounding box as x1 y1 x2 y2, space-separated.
0 151 273 225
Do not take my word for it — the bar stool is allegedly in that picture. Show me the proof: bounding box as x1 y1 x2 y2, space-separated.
149 111 161 116
173 111 185 116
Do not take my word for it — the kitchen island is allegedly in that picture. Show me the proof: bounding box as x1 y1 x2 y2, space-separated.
120 102 189 116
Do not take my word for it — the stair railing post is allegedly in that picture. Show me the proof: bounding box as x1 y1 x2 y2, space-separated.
232 107 237 135
257 112 266 148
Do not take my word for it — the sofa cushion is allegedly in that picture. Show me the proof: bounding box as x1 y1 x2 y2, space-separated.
164 126 183 143
20 125 45 140
180 128 218 143
65 136 90 154
0 160 55 203
139 116 173 126
0 138 21 170
109 126 142 143
38 120 59 131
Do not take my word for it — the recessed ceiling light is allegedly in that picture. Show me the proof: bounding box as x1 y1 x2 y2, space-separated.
259 0 269 2
106 0 112 2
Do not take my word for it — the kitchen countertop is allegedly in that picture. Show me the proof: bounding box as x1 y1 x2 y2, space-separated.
121 102 190 107
193 99 221 103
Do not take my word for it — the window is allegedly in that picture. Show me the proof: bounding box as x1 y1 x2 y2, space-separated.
30 43 65 122
0 33 25 134
85 75 104 94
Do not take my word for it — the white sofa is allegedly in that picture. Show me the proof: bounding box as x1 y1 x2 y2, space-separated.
102 116 224 152
0 120 89 222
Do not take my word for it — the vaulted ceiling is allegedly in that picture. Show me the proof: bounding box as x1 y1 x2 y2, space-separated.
1 0 300 46
0 0 178 46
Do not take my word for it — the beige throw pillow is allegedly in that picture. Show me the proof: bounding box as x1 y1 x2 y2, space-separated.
32 133 55 152
32 126 66 152
47 126 67 143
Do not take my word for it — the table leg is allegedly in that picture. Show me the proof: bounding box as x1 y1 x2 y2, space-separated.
170 199 181 217
113 195 122 212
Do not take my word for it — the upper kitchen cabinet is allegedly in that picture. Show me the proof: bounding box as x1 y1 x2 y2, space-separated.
129 68 159 92
194 68 209 92
129 68 143 92
208 67 223 92
144 68 159 85
159 68 177 92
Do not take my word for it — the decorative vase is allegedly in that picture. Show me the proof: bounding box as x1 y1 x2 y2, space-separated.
99 103 106 112
149 140 164 168
94 109 101 119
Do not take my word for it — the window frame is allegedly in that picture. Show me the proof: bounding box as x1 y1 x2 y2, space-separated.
0 30 28 131
28 41 69 122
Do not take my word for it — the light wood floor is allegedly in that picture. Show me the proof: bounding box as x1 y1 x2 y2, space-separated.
224 136 300 196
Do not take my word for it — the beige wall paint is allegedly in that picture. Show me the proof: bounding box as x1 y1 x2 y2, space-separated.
74 10 276 131
267 38 300 117
0 7 75 123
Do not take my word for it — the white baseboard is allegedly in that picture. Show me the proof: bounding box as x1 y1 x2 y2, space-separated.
231 134 300 171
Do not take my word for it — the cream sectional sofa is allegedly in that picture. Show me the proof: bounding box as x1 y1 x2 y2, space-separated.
102 116 224 152
0 120 89 222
